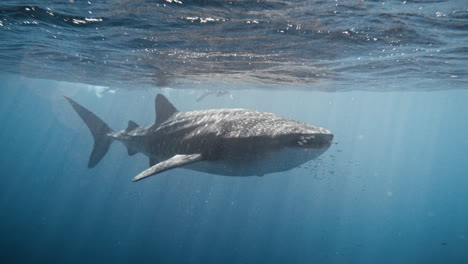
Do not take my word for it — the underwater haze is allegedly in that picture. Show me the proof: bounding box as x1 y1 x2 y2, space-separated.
1 0 468 264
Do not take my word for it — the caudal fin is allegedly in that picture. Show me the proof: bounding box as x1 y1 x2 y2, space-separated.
65 97 113 168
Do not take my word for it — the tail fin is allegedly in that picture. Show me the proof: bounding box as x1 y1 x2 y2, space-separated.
65 97 113 168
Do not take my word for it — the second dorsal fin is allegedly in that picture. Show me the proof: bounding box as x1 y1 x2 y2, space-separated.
155 94 178 126
126 120 139 131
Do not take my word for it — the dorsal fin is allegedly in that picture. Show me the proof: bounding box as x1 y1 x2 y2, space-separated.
126 120 139 132
155 94 178 126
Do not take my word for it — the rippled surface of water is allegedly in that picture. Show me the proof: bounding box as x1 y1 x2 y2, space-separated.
0 0 467 90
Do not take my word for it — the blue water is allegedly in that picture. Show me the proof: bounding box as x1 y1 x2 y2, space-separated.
1 1 468 263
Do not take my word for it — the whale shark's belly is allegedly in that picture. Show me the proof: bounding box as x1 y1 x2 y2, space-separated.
178 146 328 176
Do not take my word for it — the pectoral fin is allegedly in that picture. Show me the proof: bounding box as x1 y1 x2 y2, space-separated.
132 154 202 182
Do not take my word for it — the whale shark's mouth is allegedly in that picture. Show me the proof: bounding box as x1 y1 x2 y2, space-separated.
295 132 334 149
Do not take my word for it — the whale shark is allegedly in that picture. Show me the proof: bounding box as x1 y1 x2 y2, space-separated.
65 94 333 182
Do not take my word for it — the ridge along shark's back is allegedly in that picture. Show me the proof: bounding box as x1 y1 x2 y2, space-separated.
65 94 333 182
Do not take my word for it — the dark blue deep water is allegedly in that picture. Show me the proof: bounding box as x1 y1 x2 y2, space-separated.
1 1 468 263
